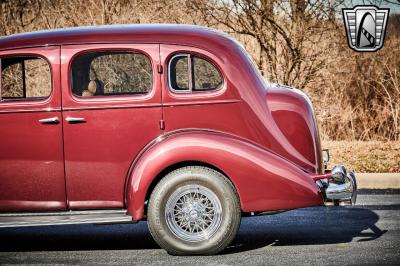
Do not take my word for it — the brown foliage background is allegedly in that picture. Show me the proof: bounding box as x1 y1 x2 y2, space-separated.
0 0 399 142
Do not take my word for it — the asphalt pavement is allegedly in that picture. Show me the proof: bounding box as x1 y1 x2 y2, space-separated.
0 190 399 265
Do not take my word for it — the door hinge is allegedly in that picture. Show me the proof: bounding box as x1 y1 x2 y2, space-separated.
157 64 163 74
159 119 165 130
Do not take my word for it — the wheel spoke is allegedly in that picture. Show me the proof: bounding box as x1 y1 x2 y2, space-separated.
165 184 223 242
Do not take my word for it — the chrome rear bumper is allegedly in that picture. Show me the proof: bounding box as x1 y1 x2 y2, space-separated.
317 165 357 206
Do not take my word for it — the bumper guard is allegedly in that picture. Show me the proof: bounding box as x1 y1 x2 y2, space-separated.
314 165 357 206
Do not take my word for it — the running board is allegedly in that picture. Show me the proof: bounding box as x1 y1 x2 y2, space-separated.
0 210 133 228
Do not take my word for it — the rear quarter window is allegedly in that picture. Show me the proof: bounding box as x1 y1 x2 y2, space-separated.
169 54 223 93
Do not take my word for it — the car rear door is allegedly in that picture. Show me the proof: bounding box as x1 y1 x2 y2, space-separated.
0 46 66 212
60 44 162 209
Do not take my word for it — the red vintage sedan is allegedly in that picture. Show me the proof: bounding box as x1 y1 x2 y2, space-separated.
0 25 356 255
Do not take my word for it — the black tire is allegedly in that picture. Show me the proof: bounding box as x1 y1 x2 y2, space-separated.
147 166 241 255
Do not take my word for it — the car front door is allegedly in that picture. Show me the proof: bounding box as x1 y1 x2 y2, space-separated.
60 44 162 209
0 46 67 212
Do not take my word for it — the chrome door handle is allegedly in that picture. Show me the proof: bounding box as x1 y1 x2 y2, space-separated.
38 117 59 124
65 117 86 123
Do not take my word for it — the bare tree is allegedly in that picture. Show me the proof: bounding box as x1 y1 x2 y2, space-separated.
0 0 41 35
0 0 195 35
187 0 343 88
0 0 399 141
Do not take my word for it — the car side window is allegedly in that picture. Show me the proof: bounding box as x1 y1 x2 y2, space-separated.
71 51 152 97
169 54 222 92
169 55 190 91
0 56 51 101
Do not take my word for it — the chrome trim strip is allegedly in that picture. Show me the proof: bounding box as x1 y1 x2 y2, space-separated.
163 99 241 107
61 103 161 111
0 209 127 217
0 108 61 114
0 209 133 228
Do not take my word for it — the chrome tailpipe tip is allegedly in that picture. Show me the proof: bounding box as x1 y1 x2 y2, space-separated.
325 166 357 206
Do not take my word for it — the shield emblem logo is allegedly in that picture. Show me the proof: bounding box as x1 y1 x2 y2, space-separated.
342 5 390 52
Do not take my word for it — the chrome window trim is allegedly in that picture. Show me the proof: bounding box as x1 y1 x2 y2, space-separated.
168 53 191 93
168 53 224 94
70 50 153 98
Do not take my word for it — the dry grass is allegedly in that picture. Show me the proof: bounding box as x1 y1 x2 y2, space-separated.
322 140 400 173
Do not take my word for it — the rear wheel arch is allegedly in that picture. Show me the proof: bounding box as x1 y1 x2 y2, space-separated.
125 130 322 220
143 160 240 217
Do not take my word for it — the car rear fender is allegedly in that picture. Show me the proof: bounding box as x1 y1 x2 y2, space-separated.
125 130 322 220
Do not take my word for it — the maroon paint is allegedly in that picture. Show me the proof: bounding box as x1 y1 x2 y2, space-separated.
0 46 66 211
126 131 322 220
0 25 324 217
60 44 162 209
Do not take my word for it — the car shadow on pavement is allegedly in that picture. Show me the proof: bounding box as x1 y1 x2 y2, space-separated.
223 206 388 254
0 221 159 252
0 206 389 253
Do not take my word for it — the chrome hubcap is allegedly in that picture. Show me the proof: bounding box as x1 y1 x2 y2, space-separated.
165 184 223 242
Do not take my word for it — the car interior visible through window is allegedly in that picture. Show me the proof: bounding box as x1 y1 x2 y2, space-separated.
71 51 152 97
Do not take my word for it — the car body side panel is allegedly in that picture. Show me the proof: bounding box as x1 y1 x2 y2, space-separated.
60 44 162 209
126 131 322 220
267 87 323 172
160 44 322 174
0 46 66 211
0 26 324 216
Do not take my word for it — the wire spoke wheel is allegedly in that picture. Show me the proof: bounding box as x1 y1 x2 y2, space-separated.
165 184 223 242
148 166 240 255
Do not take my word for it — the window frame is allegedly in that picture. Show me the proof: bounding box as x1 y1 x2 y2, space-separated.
69 49 154 100
168 53 224 94
0 55 53 102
